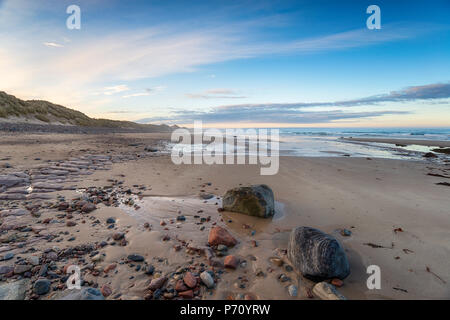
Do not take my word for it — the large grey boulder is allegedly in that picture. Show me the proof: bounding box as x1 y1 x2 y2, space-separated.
287 227 350 281
222 184 274 218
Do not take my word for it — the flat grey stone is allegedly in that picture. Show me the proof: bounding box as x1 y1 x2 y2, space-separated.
0 193 27 200
0 209 28 217
0 175 29 188
0 279 30 300
58 287 105 300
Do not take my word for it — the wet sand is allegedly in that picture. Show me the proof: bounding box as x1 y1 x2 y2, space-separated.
1 133 449 300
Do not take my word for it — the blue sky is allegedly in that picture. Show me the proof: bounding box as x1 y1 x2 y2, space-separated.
0 0 449 127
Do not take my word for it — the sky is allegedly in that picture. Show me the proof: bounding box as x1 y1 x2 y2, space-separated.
0 0 449 128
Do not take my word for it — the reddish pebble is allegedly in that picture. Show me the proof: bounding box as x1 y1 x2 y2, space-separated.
101 284 112 297
104 264 117 273
178 290 194 299
63 264 73 274
81 203 96 213
183 271 197 288
175 280 188 292
224 255 239 269
331 278 344 287
208 226 237 247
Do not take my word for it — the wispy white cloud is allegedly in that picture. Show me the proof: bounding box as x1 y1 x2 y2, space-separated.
186 88 246 99
122 92 150 98
43 42 64 48
146 86 166 93
103 85 130 95
206 89 236 94
122 86 166 98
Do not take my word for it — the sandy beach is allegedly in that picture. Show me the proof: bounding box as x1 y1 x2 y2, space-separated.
0 132 448 300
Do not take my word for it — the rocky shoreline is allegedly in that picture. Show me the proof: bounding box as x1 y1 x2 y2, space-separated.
1 132 449 300
0 140 349 301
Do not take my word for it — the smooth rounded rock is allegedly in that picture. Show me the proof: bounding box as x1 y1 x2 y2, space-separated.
33 279 51 295
149 276 167 290
14 264 32 274
222 184 274 218
200 271 215 288
81 203 96 213
100 284 112 297
287 227 350 281
1 252 14 261
127 254 144 262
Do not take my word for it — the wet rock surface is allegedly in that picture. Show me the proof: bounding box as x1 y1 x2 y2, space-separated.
222 184 274 218
287 227 350 281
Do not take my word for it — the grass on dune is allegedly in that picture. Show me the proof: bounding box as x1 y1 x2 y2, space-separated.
0 91 170 129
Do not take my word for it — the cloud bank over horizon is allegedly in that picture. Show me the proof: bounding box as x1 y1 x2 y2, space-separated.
137 83 450 125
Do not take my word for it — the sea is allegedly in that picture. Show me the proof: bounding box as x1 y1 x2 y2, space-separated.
168 127 450 161
277 127 450 159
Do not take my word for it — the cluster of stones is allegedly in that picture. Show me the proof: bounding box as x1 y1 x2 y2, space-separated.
0 143 176 300
0 243 98 299
220 184 351 300
1 146 353 301
0 174 161 299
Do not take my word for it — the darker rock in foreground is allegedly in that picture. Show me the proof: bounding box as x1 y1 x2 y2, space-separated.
423 152 437 158
222 184 274 218
127 254 144 262
287 226 350 281
33 279 51 295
